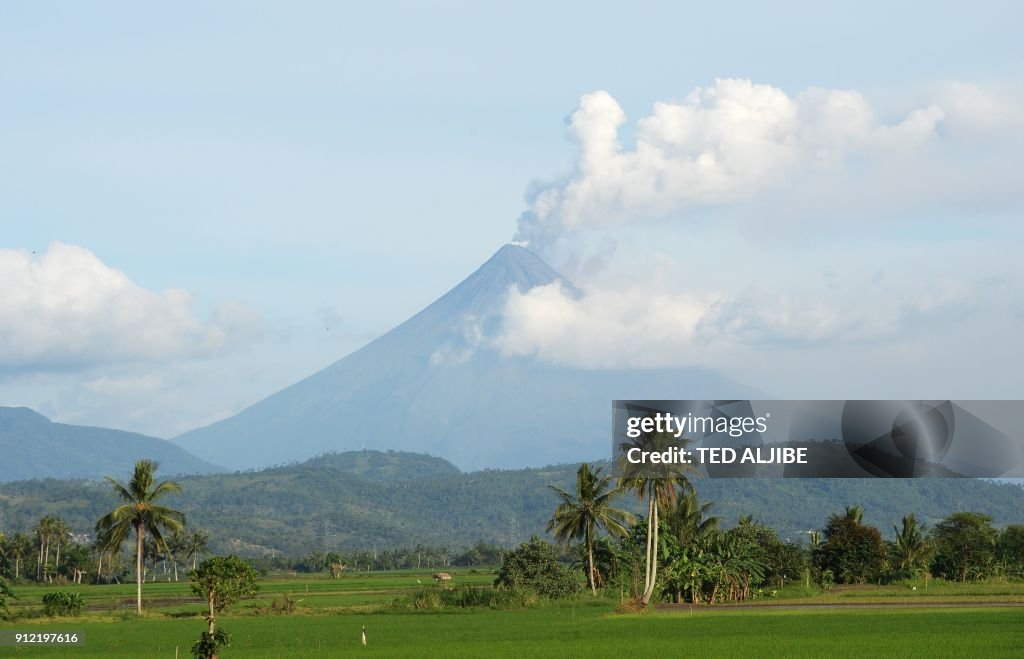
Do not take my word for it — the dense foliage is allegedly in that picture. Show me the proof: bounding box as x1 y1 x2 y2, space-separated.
494 536 580 599
813 513 885 584
931 512 1000 582
2 451 1024 557
41 590 85 617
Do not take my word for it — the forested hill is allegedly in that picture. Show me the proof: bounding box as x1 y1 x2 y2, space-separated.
0 406 222 482
1 450 1023 555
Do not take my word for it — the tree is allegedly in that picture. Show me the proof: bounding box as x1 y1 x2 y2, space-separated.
10 533 32 581
95 460 186 614
618 428 698 605
546 463 633 595
998 525 1024 580
892 514 932 579
494 536 579 599
664 490 719 548
187 530 211 571
190 556 259 659
50 519 71 574
0 576 15 620
166 530 190 582
728 517 804 588
34 515 60 581
813 511 884 584
931 512 998 582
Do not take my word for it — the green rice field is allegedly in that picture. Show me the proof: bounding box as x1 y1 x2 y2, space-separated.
2 570 1022 657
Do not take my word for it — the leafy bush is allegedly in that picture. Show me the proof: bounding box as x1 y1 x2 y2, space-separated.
191 629 230 659
393 587 539 611
41 591 85 617
494 536 580 599
813 515 884 584
0 578 15 621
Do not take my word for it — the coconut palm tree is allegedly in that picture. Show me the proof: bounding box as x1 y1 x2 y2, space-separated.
618 429 699 605
893 513 932 576
547 463 633 595
34 515 59 581
166 530 190 582
10 533 32 581
51 519 71 574
665 489 719 548
187 530 211 571
95 460 185 614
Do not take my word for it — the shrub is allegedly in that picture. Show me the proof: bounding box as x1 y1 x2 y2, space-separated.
41 591 85 617
494 536 580 599
393 587 539 611
813 516 884 584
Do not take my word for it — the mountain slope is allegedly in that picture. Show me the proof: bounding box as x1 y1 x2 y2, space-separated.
2 450 1023 555
174 245 758 470
0 407 222 482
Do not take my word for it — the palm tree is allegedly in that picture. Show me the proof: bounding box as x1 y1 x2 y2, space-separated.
51 519 71 574
547 463 634 595
844 505 864 524
34 515 59 581
893 513 932 576
618 429 699 605
186 530 211 571
166 530 190 582
95 460 185 614
10 533 32 581
665 490 719 548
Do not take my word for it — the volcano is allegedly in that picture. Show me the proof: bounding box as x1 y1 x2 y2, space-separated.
174 245 757 470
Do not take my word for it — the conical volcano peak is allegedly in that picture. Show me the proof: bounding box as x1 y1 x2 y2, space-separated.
173 241 756 471
469 243 571 293
403 243 575 324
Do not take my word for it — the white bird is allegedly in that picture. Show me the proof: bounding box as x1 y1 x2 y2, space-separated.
361 625 367 646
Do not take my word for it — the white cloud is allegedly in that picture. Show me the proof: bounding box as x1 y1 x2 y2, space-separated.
495 278 976 369
514 78 1019 249
496 282 709 368
0 242 262 370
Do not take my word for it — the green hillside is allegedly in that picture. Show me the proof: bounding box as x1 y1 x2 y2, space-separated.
1 450 1022 555
0 406 222 482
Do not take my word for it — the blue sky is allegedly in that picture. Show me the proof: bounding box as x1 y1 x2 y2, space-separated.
1 2 1022 436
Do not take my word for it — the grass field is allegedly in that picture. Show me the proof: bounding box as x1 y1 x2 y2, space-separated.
2 571 1022 657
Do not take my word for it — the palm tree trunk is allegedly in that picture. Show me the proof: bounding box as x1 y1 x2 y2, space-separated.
641 500 659 605
586 525 597 596
135 523 144 615
643 496 654 595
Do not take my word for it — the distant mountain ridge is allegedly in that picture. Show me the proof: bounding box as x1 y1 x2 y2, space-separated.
174 245 759 470
0 406 222 482
2 449 1023 555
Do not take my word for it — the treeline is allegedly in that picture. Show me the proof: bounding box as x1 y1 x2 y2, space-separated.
251 541 511 574
537 462 1024 606
0 519 212 586
3 451 1024 556
0 517 517 585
